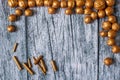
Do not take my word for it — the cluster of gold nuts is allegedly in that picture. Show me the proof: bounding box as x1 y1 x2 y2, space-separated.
7 0 120 66
13 55 58 75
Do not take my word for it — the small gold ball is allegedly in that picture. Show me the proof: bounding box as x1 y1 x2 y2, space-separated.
112 23 120 31
106 0 115 7
15 8 23 16
112 45 120 53
48 7 56 14
84 8 92 15
99 30 108 37
108 15 117 23
28 0 36 7
104 57 113 66
24 9 33 16
60 0 67 8
108 30 116 38
52 0 60 8
94 0 106 10
8 0 18 8
68 0 75 9
18 0 28 9
107 38 115 46
98 10 106 18
84 16 92 24
90 12 97 20
105 7 114 16
65 8 73 15
7 25 16 32
8 14 17 22
75 7 84 14
76 0 85 7
102 21 112 30
85 0 93 8
44 0 52 6
35 0 44 6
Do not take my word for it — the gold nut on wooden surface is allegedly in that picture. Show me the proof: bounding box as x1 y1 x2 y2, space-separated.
24 9 33 16
28 0 36 7
104 57 113 66
107 38 116 46
98 10 106 18
28 58 32 68
8 14 17 22
85 0 93 8
90 12 98 20
99 30 108 37
18 0 28 9
8 0 18 8
52 0 60 8
105 7 114 16
84 8 92 15
13 56 23 70
13 43 18 52
51 60 58 72
76 0 85 7
94 0 106 10
23 63 35 75
35 0 44 6
112 45 120 53
67 0 75 9
84 15 92 24
102 21 112 30
75 7 84 14
44 0 53 6
60 0 67 8
108 30 116 38
65 8 73 15
15 8 23 16
7 25 16 32
108 15 117 23
106 0 115 7
48 7 56 14
112 23 120 31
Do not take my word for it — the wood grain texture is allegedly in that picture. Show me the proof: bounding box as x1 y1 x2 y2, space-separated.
0 0 120 80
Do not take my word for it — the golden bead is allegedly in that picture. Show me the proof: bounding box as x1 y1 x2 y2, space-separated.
105 7 114 16
8 14 17 22
18 0 28 9
15 8 23 16
108 30 116 38
8 0 18 8
102 21 112 30
108 15 117 23
24 9 33 16
112 45 120 53
28 0 36 7
75 7 84 14
52 0 60 8
106 0 115 7
98 10 106 18
44 0 52 6
85 0 93 8
60 0 67 8
107 38 115 46
99 30 108 37
104 57 113 66
94 0 106 10
84 16 92 24
35 0 44 6
84 8 92 15
112 23 120 31
48 7 56 14
68 0 75 9
65 8 73 15
7 25 16 32
90 12 97 20
76 0 85 7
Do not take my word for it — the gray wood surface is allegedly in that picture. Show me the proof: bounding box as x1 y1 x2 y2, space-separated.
0 0 120 80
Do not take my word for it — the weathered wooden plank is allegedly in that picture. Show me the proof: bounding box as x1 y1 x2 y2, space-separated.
99 0 120 80
26 6 98 80
0 0 27 80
